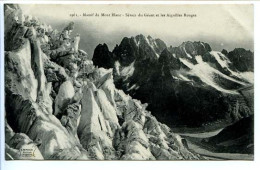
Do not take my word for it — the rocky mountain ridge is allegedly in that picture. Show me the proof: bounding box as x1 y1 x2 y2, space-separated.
93 34 254 128
4 4 201 160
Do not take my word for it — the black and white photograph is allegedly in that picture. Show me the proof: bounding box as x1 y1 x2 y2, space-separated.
2 3 254 161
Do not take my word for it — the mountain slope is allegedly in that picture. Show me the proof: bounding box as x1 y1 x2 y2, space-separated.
202 115 254 154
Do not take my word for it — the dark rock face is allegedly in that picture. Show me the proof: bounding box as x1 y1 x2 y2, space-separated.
158 49 181 70
227 48 254 72
221 49 228 56
109 35 164 97
147 36 167 55
93 36 254 129
92 44 114 69
113 37 139 66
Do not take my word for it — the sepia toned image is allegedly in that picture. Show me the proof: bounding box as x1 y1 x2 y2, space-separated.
3 3 254 160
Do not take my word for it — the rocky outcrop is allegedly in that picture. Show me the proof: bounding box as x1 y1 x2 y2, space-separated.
227 48 254 72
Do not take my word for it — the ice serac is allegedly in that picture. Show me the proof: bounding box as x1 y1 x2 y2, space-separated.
78 84 116 160
5 5 88 160
54 80 75 117
4 5 26 51
5 39 38 102
95 89 119 124
78 86 106 135
5 120 43 160
96 70 117 108
113 89 201 160
60 103 81 138
5 86 88 160
77 68 200 160
5 4 204 160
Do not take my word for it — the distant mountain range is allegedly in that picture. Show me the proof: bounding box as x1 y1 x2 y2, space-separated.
93 34 254 128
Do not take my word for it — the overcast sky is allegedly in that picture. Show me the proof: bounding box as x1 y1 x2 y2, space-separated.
20 4 254 57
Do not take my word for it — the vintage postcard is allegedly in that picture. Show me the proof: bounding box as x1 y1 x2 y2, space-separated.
3 3 254 161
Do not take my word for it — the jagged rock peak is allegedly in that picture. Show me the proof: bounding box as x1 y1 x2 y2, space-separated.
179 41 212 50
168 41 212 63
111 34 167 66
134 34 146 41
93 34 167 69
159 48 176 65
133 34 167 53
